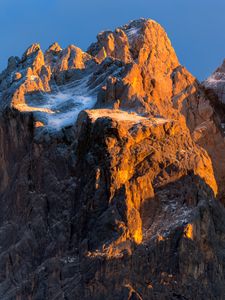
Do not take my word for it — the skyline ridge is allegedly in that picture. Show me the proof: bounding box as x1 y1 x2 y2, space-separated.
0 0 225 80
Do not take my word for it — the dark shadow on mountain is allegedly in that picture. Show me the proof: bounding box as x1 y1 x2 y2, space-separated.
78 173 225 300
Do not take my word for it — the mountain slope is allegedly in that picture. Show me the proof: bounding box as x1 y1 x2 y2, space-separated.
0 18 224 299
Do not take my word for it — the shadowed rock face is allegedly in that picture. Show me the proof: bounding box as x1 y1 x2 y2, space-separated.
0 18 225 299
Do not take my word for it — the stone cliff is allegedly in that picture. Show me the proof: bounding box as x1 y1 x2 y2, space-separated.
0 18 224 299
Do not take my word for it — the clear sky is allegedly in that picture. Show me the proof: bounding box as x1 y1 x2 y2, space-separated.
0 0 224 80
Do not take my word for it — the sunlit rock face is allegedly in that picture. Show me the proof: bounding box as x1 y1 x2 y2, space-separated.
0 18 225 299
74 109 216 250
88 19 180 116
87 18 225 200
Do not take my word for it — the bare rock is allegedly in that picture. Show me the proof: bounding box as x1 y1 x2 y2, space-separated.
0 17 224 300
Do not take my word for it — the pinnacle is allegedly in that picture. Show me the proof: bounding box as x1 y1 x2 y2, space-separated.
22 43 41 60
47 42 62 53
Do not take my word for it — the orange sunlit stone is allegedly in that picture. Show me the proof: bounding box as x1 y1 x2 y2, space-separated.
184 224 194 240
157 234 165 242
35 121 44 128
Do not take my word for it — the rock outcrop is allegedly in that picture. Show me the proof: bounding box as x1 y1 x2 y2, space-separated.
200 61 225 200
0 18 224 299
203 59 225 104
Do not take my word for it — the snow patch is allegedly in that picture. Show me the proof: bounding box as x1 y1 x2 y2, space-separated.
204 72 225 87
126 27 140 40
204 71 225 104
25 76 97 131
87 109 169 125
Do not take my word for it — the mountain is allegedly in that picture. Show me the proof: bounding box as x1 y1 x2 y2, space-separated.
0 18 225 299
203 59 225 104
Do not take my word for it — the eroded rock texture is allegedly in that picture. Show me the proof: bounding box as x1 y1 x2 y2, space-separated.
0 18 225 299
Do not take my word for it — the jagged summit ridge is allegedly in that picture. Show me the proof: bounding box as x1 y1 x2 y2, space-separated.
0 18 182 132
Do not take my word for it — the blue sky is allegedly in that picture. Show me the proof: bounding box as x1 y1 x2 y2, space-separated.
0 0 224 80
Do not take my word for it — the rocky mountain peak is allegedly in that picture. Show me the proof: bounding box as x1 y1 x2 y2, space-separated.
55 44 93 72
22 43 41 60
1 18 225 299
46 42 62 53
203 59 225 104
88 18 179 68
216 58 225 73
